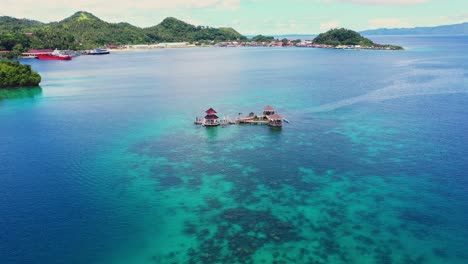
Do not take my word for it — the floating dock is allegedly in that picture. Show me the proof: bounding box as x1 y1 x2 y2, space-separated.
194 106 286 127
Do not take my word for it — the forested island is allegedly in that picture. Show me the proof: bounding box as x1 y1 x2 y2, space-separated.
0 61 41 88
250 35 276 42
313 28 403 50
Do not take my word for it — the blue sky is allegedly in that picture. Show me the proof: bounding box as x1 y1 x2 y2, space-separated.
2 0 467 34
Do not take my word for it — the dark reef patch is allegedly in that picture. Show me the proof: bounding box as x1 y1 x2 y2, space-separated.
374 246 393 264
432 247 448 259
157 175 183 188
399 209 442 227
205 197 222 209
186 207 301 263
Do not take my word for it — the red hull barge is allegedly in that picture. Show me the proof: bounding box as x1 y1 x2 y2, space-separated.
37 54 72 60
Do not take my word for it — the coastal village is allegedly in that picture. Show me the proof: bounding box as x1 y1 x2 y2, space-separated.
107 39 395 50
1 39 397 59
214 40 398 50
0 36 400 59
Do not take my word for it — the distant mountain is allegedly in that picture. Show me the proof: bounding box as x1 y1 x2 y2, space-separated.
0 11 247 51
144 17 245 42
360 22 468 35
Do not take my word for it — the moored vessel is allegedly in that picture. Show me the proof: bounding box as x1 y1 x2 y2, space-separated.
87 48 110 55
36 49 72 60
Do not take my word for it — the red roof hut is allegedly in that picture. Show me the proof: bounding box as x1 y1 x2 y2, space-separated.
263 106 275 116
205 108 217 115
267 114 283 127
204 107 220 126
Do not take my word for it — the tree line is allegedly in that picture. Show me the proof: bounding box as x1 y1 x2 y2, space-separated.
0 60 41 88
0 11 247 54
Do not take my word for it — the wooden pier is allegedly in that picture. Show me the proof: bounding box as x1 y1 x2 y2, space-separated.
194 106 287 127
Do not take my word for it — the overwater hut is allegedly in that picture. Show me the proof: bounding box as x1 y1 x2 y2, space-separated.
204 107 220 126
267 114 283 127
263 106 275 116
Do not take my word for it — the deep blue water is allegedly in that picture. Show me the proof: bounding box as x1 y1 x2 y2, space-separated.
1 36 468 264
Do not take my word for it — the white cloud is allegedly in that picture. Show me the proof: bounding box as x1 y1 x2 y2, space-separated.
439 13 468 24
2 0 239 10
217 0 241 10
0 0 241 24
272 19 302 34
324 0 425 5
368 18 411 28
177 17 206 26
320 20 340 30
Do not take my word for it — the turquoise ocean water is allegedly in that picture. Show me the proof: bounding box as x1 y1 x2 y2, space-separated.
1 36 468 264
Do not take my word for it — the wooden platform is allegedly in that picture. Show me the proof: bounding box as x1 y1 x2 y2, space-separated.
195 113 287 127
195 118 273 126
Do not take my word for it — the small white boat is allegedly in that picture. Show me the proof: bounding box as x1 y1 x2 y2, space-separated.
87 48 110 55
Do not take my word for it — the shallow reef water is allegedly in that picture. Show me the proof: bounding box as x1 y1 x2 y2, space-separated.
1 36 468 264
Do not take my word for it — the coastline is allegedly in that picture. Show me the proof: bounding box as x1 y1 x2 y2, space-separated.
106 43 404 52
12 44 404 60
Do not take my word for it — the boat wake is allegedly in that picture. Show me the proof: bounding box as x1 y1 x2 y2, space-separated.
308 67 468 113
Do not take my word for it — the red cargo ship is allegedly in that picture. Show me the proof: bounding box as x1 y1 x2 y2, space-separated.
36 49 72 60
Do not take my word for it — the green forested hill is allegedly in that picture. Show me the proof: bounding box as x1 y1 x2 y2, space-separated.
144 17 246 42
0 11 247 52
250 35 276 42
313 28 375 46
0 17 43 32
313 28 403 49
0 29 77 53
48 12 151 48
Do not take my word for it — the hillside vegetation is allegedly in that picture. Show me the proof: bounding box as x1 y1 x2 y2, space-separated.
144 17 245 42
313 28 403 49
0 16 43 32
0 11 247 52
0 61 41 88
313 28 375 46
250 35 276 42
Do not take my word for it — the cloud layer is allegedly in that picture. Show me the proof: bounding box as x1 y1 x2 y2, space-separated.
320 20 341 30
326 0 425 5
368 18 410 28
0 0 465 34
1 0 239 23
